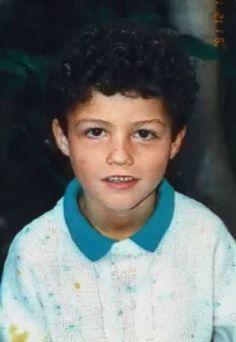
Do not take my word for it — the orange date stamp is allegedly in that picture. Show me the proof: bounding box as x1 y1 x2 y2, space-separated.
214 0 225 46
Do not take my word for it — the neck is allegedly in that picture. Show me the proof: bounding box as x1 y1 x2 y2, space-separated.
78 192 156 240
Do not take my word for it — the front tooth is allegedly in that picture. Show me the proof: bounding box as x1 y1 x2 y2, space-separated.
108 176 133 182
123 177 130 181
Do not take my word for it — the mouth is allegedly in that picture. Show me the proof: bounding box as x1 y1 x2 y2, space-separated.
103 175 138 182
102 175 139 189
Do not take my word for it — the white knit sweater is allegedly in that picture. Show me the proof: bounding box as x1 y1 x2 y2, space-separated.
0 191 236 341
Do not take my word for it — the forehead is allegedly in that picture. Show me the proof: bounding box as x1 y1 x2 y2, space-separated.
68 91 170 125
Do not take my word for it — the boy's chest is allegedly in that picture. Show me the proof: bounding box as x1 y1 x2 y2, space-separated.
39 250 213 341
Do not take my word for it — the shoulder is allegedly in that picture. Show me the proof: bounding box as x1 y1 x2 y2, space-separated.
6 198 66 262
171 190 235 247
174 190 224 228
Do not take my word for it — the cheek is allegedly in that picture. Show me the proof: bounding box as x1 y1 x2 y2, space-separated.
69 151 99 181
146 160 169 179
69 151 86 174
141 147 171 171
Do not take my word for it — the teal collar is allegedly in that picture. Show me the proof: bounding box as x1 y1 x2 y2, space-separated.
63 178 175 261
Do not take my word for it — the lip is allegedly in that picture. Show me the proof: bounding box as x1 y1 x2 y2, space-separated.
103 175 137 179
102 177 139 189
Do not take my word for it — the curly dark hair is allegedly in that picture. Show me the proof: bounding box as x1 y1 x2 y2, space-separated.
45 22 199 137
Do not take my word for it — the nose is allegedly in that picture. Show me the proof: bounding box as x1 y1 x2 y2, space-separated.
106 136 134 166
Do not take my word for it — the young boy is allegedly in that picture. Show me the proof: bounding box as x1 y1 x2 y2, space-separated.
0 22 236 342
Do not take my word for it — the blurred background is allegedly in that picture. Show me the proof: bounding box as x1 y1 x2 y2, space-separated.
0 0 236 275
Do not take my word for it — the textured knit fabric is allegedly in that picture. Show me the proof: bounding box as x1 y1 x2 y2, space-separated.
0 185 236 341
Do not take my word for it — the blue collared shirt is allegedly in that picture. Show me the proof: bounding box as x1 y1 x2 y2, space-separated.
63 178 175 261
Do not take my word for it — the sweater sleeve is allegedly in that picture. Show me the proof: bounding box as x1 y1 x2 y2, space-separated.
0 232 50 342
212 224 236 342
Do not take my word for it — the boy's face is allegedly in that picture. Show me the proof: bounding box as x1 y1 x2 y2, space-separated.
52 92 185 213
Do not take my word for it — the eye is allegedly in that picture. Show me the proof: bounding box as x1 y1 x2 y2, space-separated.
134 129 156 140
84 127 106 138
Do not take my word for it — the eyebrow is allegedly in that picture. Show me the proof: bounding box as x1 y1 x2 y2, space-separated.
76 118 166 127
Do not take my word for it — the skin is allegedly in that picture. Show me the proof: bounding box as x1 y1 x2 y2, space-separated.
52 92 185 240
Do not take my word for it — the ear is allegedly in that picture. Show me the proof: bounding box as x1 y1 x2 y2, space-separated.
51 119 70 157
170 126 186 160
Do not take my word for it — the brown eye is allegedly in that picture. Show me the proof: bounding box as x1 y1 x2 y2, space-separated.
139 130 149 138
135 129 155 139
91 128 103 136
85 128 105 138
